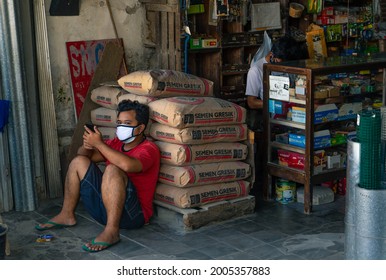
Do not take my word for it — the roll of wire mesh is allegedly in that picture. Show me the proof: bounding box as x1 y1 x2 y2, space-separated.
357 108 381 189
381 107 386 184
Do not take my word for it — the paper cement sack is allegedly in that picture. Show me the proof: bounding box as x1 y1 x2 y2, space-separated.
90 107 117 127
154 180 250 208
150 123 247 144
117 69 213 97
98 126 116 140
117 93 158 105
149 96 246 128
90 86 125 109
155 141 248 166
90 108 152 135
158 161 251 187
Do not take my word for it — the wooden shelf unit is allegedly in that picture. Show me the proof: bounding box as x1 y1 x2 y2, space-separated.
263 54 386 214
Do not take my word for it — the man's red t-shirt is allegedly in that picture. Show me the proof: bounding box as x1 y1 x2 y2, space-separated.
105 137 160 223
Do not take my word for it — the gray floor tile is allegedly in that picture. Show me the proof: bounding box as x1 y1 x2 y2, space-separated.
2 197 349 260
244 243 293 260
194 240 241 259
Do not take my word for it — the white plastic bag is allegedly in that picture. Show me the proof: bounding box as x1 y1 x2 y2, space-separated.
250 31 272 67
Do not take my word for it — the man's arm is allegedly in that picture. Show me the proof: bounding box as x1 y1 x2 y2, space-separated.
247 95 263 110
82 126 143 173
93 141 143 173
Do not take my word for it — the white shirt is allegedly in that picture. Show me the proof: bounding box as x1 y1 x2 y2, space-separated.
245 56 268 100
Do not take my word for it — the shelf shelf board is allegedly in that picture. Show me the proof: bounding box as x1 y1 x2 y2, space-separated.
188 48 221 53
289 96 306 105
267 162 306 184
270 118 306 130
271 141 305 154
222 70 249 76
267 162 347 184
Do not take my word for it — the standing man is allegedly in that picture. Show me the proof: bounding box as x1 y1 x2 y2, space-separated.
245 36 307 199
36 100 160 253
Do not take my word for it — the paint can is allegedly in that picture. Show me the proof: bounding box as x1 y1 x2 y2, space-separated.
275 179 296 204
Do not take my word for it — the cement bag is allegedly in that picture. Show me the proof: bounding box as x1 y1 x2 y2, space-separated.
149 96 246 128
117 92 158 105
117 69 213 97
97 126 116 141
90 108 153 134
158 161 251 187
155 141 248 166
150 123 247 144
91 107 117 127
154 180 250 208
90 86 125 109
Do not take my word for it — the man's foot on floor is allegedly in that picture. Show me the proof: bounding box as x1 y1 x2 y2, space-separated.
82 238 121 253
35 220 77 231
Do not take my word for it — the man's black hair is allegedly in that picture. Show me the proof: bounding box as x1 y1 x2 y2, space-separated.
271 36 308 61
117 99 149 127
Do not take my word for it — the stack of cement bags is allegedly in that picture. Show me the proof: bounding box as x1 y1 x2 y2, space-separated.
90 69 214 140
148 96 252 209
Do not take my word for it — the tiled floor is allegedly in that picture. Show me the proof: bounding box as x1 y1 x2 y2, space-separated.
1 196 346 260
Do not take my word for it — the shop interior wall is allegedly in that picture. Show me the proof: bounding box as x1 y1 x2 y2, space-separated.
44 0 157 174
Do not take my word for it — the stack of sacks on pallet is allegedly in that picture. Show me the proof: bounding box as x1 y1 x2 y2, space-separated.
90 69 214 140
148 96 251 209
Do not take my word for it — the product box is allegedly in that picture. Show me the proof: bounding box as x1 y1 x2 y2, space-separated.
288 129 330 149
277 149 305 170
327 86 340 97
189 37 202 49
269 100 284 114
202 39 218 48
314 104 338 123
337 102 362 120
188 4 205 14
275 132 289 144
327 153 341 169
314 87 328 99
292 106 306 123
314 150 326 174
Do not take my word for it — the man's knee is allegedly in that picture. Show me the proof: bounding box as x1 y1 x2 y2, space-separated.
103 164 127 182
69 155 91 170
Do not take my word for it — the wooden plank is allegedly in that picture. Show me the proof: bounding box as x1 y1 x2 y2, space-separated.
174 6 181 71
139 0 167 4
168 12 176 69
160 11 168 68
144 4 178 13
67 42 124 163
153 196 256 231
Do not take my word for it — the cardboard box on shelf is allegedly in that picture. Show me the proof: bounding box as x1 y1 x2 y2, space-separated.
288 129 330 149
315 104 338 123
292 106 306 123
327 153 341 169
314 150 326 174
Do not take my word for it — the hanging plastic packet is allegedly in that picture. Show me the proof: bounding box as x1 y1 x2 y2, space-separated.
307 0 322 14
250 31 272 67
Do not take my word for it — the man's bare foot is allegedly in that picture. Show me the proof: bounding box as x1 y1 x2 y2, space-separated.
82 229 121 252
35 214 76 231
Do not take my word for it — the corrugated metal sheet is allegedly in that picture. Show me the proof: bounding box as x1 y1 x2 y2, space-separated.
33 0 62 198
0 0 38 211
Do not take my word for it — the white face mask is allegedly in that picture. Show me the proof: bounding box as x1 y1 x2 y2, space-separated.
116 124 140 144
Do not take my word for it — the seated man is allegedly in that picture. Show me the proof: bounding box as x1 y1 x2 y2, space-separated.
36 100 160 252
